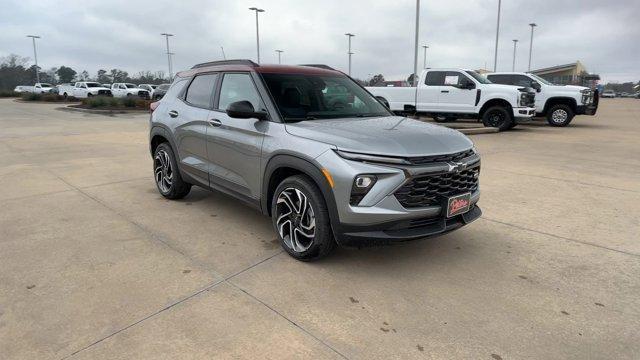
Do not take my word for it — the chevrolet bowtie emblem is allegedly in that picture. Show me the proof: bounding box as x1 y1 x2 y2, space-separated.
447 162 467 173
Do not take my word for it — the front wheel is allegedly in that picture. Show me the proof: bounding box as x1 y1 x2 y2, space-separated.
546 104 574 127
153 143 191 199
272 175 336 261
482 106 513 131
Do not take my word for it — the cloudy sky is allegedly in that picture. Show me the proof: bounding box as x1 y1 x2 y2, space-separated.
1 0 638 83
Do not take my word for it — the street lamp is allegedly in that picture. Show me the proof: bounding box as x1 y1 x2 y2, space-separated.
345 33 355 76
249 7 265 63
512 39 518 71
161 33 174 80
220 46 227 60
413 0 420 86
26 35 41 83
275 49 283 64
422 45 429 69
493 0 501 71
528 23 537 71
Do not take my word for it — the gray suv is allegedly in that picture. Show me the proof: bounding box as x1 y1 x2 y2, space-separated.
149 60 482 260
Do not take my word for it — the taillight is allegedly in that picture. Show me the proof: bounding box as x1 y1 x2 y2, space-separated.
150 101 159 113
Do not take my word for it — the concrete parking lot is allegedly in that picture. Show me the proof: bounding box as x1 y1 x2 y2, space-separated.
1 98 639 359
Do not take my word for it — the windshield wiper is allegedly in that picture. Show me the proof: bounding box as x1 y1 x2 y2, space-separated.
355 113 384 118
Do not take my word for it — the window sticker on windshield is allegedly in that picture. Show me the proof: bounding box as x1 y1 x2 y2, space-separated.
444 75 459 85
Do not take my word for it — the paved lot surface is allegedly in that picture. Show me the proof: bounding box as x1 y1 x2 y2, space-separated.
1 98 639 359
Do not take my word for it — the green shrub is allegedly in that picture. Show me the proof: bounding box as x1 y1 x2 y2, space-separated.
21 92 42 101
42 94 64 102
108 97 119 107
83 96 108 108
122 97 137 107
0 91 19 97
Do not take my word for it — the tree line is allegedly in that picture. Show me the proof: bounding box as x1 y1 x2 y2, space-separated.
0 54 169 91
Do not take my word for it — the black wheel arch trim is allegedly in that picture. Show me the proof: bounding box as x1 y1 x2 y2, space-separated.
543 97 577 114
262 154 340 239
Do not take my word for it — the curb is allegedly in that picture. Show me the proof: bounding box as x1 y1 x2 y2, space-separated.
458 127 500 135
57 105 147 115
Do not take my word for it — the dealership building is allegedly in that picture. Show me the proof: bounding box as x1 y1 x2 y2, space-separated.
530 61 600 86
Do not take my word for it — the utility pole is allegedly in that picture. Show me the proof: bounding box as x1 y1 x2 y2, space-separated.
512 39 518 71
220 46 226 60
493 0 501 71
345 33 355 76
422 45 429 69
161 33 174 80
528 23 537 71
275 49 283 64
26 35 41 83
413 0 420 86
249 7 265 63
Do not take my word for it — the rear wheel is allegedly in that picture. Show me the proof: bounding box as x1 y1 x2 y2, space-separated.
272 175 336 261
546 104 574 127
153 143 191 199
482 106 513 131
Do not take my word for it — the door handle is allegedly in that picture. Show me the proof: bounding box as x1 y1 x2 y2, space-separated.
208 119 222 127
441 90 449 93
168 110 179 118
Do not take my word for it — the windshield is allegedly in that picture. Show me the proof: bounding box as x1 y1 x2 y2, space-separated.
86 83 101 88
528 73 553 86
41 83 53 88
465 71 492 84
260 73 391 121
125 84 136 88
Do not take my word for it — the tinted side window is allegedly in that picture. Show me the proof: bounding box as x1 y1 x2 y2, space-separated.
163 79 189 100
425 71 445 86
513 75 533 87
443 71 472 87
217 73 263 111
487 74 513 85
185 74 218 108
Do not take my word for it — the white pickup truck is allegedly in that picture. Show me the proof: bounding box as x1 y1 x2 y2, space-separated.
57 82 113 98
366 68 536 131
18 83 55 94
110 83 151 99
486 72 599 127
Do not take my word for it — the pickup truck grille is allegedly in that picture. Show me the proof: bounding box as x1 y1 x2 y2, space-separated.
138 90 150 99
394 165 480 208
407 148 475 165
97 90 112 96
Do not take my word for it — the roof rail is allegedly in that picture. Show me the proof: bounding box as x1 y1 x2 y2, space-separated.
299 64 336 70
191 59 258 69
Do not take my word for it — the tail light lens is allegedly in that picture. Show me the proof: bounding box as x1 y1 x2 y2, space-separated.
150 101 160 113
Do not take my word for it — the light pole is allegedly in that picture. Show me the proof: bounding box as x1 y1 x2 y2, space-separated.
26 35 40 83
161 33 174 80
275 49 283 64
413 0 420 86
512 39 518 71
528 23 537 71
493 0 501 71
422 45 429 69
249 7 265 63
345 33 355 76
220 46 226 60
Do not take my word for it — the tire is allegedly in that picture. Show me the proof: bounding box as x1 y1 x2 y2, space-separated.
546 104 574 127
481 106 513 131
153 142 191 199
63 92 68 99
271 175 336 261
87 93 93 97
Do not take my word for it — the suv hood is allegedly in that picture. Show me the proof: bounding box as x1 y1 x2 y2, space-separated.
285 116 473 157
548 84 588 92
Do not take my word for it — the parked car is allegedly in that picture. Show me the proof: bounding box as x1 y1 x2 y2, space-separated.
486 72 599 127
139 84 157 97
149 60 482 260
366 68 536 131
17 83 55 94
56 83 74 96
110 83 150 99
101 83 112 88
601 89 616 98
70 82 112 98
152 83 170 100
13 85 32 93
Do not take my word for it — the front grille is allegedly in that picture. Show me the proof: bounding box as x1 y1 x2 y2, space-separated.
138 90 150 99
394 166 479 208
98 90 112 96
521 92 535 107
407 149 475 165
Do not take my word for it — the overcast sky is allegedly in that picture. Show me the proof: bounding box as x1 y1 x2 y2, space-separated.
1 0 638 83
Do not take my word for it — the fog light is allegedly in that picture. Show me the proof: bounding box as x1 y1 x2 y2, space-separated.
350 175 377 205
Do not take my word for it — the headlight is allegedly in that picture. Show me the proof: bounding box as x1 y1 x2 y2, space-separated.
335 150 411 165
350 175 377 206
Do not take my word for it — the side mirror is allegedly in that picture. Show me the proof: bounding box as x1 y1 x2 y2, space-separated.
226 100 268 120
462 81 475 90
531 81 541 92
375 96 390 109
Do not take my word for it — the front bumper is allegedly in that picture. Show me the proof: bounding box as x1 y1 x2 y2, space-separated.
314 149 482 247
512 106 536 122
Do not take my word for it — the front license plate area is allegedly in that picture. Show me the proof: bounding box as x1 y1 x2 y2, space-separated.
446 192 471 218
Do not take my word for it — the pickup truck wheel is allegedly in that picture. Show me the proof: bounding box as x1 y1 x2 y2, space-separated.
482 106 513 131
62 93 68 99
153 143 191 199
546 104 574 127
272 175 336 261
87 93 93 97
